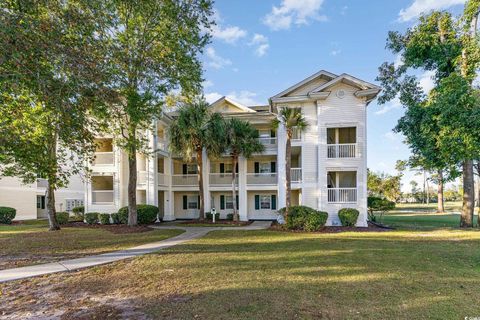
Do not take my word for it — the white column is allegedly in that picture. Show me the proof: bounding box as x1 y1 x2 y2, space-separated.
277 122 287 210
316 101 327 213
163 157 175 221
238 155 248 221
202 149 211 213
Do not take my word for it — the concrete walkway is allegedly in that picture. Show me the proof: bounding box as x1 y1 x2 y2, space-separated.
0 221 271 283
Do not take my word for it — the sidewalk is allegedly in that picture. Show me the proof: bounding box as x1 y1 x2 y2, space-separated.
0 221 271 283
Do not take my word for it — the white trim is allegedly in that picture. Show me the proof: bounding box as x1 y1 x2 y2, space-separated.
270 70 337 99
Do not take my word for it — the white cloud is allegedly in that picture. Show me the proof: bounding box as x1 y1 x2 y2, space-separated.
205 47 232 69
419 70 436 94
249 34 269 57
202 80 214 89
394 54 404 68
211 25 247 44
399 0 466 22
330 49 341 56
263 0 327 31
375 97 402 115
204 90 263 105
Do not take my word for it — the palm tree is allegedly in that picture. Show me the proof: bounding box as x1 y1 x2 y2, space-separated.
272 107 309 218
225 118 264 222
168 99 224 220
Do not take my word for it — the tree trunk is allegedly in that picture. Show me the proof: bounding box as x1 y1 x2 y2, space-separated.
437 170 445 213
285 132 292 217
196 148 205 221
461 160 474 227
46 181 60 231
232 154 239 222
423 170 426 204
127 149 138 226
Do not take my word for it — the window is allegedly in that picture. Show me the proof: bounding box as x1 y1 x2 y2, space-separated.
36 196 45 209
225 196 234 209
187 164 197 174
187 196 198 209
259 162 270 173
260 195 271 209
66 199 84 212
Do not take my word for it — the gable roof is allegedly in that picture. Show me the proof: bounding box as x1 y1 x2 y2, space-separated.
270 70 338 99
310 73 381 93
209 96 256 113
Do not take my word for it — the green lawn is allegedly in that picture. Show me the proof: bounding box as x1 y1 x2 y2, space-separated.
2 228 480 319
376 212 479 229
0 220 183 270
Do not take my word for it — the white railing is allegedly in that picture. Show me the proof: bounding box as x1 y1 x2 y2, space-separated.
137 171 147 185
257 137 277 145
158 173 167 186
291 168 302 183
93 152 114 165
209 173 238 186
247 173 277 185
157 139 168 152
327 144 356 158
92 190 114 204
172 174 198 186
327 188 357 203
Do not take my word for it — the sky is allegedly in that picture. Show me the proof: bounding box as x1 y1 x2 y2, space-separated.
200 0 467 192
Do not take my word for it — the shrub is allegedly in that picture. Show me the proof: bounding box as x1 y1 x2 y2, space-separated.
98 213 111 225
206 211 220 221
72 206 84 216
56 211 70 225
0 207 16 224
304 211 328 231
226 213 234 221
367 196 395 222
338 208 360 227
281 206 328 231
111 212 121 224
85 212 99 225
118 205 159 225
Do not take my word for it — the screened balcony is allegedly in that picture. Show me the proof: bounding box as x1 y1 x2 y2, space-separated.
327 171 357 203
93 138 114 165
91 175 114 204
327 127 357 158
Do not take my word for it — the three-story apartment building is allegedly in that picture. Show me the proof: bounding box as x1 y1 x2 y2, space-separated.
85 70 380 226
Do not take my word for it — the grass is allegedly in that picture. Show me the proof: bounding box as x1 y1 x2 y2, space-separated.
0 220 183 270
2 228 480 319
394 201 464 213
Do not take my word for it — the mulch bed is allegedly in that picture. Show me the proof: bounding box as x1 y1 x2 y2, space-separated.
63 222 154 234
269 221 393 233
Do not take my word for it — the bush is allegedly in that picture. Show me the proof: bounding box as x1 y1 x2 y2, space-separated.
98 213 111 225
281 206 328 231
118 205 159 225
0 207 16 224
226 213 234 221
367 196 396 222
206 211 220 221
85 212 99 225
338 208 360 227
111 212 121 224
72 206 84 216
56 211 70 225
304 211 328 231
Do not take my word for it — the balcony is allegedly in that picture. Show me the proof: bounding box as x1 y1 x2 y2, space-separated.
210 173 237 186
292 127 302 142
138 171 147 185
158 173 167 186
172 174 198 186
92 190 114 204
257 137 277 152
247 173 277 185
93 152 114 165
327 144 356 158
327 188 357 203
291 168 302 183
157 139 168 152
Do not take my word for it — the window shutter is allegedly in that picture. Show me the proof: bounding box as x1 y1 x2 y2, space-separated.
235 163 239 173
255 195 260 210
236 195 239 209
198 196 200 208
220 195 225 210
41 196 46 209
182 164 187 175
220 163 225 173
271 195 277 210
183 195 187 209
271 130 276 137
254 162 259 173
271 162 276 173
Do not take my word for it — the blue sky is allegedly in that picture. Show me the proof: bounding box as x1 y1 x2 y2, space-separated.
201 0 467 191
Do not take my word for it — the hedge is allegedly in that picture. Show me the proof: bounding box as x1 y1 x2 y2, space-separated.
98 213 111 225
280 206 328 231
56 211 70 225
0 207 16 224
338 208 360 227
206 211 220 221
118 204 159 224
111 212 121 224
85 212 99 225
